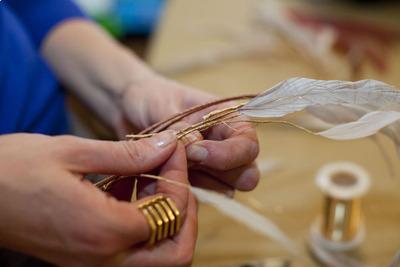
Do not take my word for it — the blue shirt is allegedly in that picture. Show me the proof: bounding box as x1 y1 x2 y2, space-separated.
0 0 85 135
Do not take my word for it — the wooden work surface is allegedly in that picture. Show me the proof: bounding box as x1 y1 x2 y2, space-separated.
145 0 400 266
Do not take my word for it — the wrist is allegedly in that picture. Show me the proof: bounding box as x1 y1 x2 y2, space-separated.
111 49 156 102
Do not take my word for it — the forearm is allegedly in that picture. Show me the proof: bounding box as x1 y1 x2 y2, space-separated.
41 19 153 130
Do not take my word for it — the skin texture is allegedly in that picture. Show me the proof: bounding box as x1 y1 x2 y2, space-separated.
0 132 197 267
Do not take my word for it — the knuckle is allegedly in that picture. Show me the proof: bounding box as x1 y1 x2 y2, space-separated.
211 139 259 171
120 140 146 164
218 153 234 171
211 147 234 171
51 135 82 157
236 125 260 162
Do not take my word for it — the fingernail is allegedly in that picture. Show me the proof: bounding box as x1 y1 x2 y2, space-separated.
236 167 260 191
181 132 202 146
186 144 208 162
151 130 177 148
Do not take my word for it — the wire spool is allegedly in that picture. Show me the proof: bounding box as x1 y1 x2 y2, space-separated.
310 162 371 253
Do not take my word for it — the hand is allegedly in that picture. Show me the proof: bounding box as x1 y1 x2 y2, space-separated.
120 73 215 130
115 142 197 267
0 132 197 267
40 18 259 195
121 74 260 195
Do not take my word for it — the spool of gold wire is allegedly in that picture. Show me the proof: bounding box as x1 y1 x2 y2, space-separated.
321 192 362 243
311 162 370 251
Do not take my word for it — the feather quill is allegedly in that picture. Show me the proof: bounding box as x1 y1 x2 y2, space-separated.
191 187 299 255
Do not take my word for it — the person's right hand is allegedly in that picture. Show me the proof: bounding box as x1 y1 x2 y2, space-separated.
0 132 197 267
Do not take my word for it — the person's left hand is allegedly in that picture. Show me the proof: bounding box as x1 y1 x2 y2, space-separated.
120 73 260 195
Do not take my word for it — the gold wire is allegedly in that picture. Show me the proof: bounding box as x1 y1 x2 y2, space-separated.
126 105 318 141
321 196 362 242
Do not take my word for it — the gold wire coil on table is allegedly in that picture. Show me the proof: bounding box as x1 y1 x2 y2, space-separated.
138 195 182 247
312 162 370 251
321 196 362 242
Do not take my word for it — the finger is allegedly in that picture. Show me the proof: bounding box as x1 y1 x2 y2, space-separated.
175 193 197 244
56 130 177 175
118 193 198 267
46 177 151 257
203 117 252 141
156 142 189 217
113 144 196 267
169 121 203 147
168 192 198 265
186 128 259 171
70 177 195 258
191 163 260 191
188 170 234 197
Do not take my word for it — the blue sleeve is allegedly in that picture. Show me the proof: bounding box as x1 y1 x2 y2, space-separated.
6 0 87 48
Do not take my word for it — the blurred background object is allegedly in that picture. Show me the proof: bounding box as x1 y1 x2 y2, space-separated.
280 0 400 79
69 0 166 139
74 0 165 36
146 0 400 80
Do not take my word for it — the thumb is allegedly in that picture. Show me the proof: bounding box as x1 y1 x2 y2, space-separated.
59 130 177 175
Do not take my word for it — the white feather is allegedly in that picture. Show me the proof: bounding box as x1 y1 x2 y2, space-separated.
307 104 400 154
238 77 400 145
306 104 368 125
316 111 400 140
240 78 400 118
191 187 299 255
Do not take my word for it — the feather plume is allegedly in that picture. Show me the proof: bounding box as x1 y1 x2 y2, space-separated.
316 111 400 140
306 104 367 125
240 78 400 118
191 187 299 254
307 104 400 155
239 77 400 144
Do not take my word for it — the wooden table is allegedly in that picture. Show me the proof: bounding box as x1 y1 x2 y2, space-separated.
146 0 400 266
